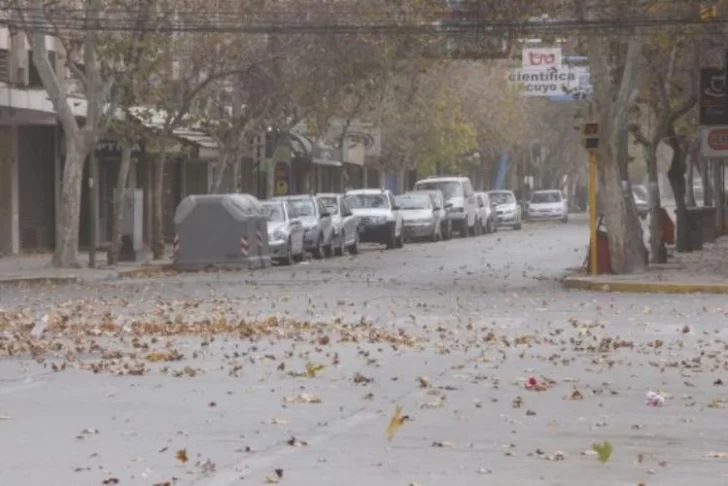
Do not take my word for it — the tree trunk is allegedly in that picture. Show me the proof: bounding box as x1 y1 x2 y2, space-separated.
231 152 242 192
109 139 133 265
54 134 87 268
668 136 689 252
151 141 168 260
701 157 713 206
599 142 647 273
210 150 229 194
644 145 666 263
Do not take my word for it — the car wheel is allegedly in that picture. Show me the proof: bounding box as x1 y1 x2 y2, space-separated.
348 231 360 255
386 226 396 249
513 221 522 230
312 235 324 259
281 238 293 265
335 232 345 256
395 228 404 248
323 234 334 258
561 215 569 223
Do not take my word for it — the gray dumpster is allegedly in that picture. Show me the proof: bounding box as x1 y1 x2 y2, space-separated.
173 194 272 271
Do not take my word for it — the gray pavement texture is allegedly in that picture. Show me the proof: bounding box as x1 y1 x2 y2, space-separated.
2 219 728 486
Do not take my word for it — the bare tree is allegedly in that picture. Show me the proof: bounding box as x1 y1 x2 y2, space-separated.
576 0 648 273
11 0 157 267
630 39 697 262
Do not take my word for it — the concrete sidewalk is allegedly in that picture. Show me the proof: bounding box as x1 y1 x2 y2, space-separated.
563 237 728 294
0 252 173 284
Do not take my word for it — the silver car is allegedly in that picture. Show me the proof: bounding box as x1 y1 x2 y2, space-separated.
487 190 522 230
262 200 306 265
273 195 335 259
316 193 360 256
396 193 443 242
407 189 453 240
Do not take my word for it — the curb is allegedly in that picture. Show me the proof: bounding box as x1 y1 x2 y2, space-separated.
0 276 79 286
563 276 728 295
117 265 176 279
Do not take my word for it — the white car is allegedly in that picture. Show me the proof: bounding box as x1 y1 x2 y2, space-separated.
475 192 497 234
412 176 479 237
344 189 404 249
527 190 568 223
487 190 522 230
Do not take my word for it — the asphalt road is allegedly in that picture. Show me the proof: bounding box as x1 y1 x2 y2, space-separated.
2 218 728 486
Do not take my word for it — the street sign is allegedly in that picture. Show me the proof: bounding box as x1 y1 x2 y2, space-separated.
699 68 728 125
700 125 728 157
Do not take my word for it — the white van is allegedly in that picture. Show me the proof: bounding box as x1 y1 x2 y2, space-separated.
412 176 479 237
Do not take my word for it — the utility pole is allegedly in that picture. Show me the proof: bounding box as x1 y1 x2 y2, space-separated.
583 122 600 275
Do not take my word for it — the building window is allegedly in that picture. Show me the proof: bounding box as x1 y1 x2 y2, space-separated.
0 49 9 84
27 50 56 88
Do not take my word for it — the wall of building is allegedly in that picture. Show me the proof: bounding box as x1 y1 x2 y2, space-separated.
0 126 17 255
17 125 56 250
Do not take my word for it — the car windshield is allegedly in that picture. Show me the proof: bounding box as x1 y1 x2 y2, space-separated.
345 194 389 209
318 197 339 214
286 198 316 218
531 192 562 203
262 203 285 222
415 181 463 199
489 192 515 205
397 195 431 210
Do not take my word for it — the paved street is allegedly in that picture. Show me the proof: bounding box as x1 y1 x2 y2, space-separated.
2 218 728 486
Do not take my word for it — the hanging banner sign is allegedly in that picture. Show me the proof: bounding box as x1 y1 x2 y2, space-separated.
521 47 562 69
507 66 591 97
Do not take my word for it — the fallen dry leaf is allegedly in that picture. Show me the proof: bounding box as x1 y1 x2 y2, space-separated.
568 390 583 400
417 376 431 388
305 362 326 378
431 441 454 448
386 406 410 441
102 479 120 485
283 393 321 404
703 452 728 459
287 436 308 447
175 448 189 463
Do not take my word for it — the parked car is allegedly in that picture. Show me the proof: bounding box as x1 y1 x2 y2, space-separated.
261 200 306 264
344 188 404 249
487 190 522 230
316 193 360 255
407 189 453 240
475 192 497 234
527 190 568 223
633 191 648 219
396 193 443 242
412 176 479 237
273 195 334 259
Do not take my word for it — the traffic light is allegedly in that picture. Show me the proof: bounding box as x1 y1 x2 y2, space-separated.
583 122 599 150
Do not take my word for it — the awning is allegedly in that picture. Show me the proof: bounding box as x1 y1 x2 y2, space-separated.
312 145 343 167
289 132 343 167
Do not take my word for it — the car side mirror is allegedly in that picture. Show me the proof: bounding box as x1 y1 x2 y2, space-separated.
320 212 330 218
291 219 302 225
444 202 453 209
479 203 485 208
392 205 400 211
